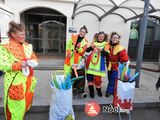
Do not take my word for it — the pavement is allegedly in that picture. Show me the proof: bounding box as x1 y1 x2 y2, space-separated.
0 56 160 114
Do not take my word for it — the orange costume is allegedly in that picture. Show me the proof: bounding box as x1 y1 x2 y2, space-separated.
0 39 38 120
64 34 88 75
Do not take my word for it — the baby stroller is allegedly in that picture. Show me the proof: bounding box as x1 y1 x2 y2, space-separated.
71 57 88 99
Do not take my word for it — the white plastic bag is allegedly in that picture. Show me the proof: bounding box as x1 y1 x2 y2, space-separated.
49 86 75 120
114 80 135 110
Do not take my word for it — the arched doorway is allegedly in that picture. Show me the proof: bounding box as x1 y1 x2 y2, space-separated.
20 7 66 55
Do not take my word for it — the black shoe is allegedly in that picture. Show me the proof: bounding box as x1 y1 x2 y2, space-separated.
90 93 95 98
105 92 111 97
88 85 95 98
96 88 102 97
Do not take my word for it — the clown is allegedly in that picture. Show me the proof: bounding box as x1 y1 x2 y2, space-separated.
0 21 38 120
86 31 109 98
64 25 88 75
105 32 129 97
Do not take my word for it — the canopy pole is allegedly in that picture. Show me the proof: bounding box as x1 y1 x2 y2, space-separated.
135 0 150 88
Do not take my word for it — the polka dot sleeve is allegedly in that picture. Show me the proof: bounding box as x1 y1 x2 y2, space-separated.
0 46 14 72
12 62 22 71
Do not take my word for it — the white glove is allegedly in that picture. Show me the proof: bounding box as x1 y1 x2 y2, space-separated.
27 59 38 68
22 66 30 76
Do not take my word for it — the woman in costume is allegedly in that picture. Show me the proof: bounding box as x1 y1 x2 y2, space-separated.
86 31 110 98
64 25 88 75
64 25 88 96
0 21 38 120
105 32 129 97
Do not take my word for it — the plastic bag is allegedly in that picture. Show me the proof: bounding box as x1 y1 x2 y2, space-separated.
49 87 74 120
114 80 135 110
49 72 74 120
113 63 138 110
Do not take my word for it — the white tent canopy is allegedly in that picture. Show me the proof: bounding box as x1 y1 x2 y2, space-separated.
72 0 160 22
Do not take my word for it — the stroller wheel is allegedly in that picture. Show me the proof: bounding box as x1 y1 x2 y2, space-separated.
82 92 88 99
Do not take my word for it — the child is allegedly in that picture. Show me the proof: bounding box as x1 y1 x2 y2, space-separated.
86 31 109 98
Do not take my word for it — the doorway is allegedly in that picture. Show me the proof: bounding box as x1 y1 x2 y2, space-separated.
21 7 66 55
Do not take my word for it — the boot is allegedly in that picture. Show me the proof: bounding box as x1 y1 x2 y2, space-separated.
88 85 95 98
96 88 102 97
